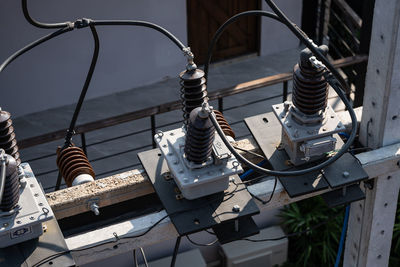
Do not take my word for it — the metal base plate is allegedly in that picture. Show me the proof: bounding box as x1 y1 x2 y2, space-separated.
212 216 259 244
245 112 367 198
321 184 365 208
322 153 369 188
138 149 259 236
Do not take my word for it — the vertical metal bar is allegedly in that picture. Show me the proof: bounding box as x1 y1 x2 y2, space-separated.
55 171 62 191
218 97 224 113
282 81 288 102
170 236 181 267
151 115 156 148
81 133 87 156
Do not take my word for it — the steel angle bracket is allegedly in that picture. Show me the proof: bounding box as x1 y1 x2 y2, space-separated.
321 184 365 208
138 148 259 240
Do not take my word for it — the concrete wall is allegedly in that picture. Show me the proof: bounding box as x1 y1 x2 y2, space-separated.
0 0 301 118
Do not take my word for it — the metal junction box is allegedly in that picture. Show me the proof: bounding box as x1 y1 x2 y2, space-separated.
0 163 54 248
155 128 243 199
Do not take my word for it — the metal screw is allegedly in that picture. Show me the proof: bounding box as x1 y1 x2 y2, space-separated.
29 216 35 220
30 184 34 188
284 101 290 112
90 202 100 216
34 193 39 197
342 171 350 178
322 128 326 131
3 223 9 228
232 205 240 212
16 221 21 224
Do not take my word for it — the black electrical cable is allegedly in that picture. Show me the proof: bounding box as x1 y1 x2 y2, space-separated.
186 234 219 247
0 152 6 205
92 20 185 50
22 0 71 29
0 25 74 73
22 1 185 50
170 236 181 267
204 10 282 82
133 249 138 267
140 247 149 267
205 9 358 176
63 22 99 147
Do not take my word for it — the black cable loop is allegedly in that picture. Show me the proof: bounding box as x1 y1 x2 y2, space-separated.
204 11 282 82
204 7 358 177
22 0 72 29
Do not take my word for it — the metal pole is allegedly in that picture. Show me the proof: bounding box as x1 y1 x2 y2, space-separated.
282 81 288 102
151 115 156 148
81 133 87 156
218 98 224 113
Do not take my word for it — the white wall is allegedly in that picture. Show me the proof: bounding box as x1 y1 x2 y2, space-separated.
261 0 302 56
0 0 301 118
0 0 187 117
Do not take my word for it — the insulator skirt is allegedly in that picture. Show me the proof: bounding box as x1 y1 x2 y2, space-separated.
184 107 215 164
180 68 208 124
292 64 328 115
0 111 21 165
213 110 235 139
56 145 95 187
0 155 20 211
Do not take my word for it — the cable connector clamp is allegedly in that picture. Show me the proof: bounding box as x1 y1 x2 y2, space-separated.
309 56 326 70
183 47 197 71
74 18 93 29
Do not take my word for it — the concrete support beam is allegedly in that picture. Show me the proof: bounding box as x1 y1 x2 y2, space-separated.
344 0 400 266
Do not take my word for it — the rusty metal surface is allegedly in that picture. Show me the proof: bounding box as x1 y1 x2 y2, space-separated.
213 110 236 139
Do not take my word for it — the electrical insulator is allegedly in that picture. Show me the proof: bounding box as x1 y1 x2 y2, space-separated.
180 65 207 125
272 45 346 166
213 110 235 139
155 103 242 200
56 145 95 187
0 154 20 212
0 109 21 165
184 106 215 164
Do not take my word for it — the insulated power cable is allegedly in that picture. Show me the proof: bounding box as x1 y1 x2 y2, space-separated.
334 205 350 267
63 21 99 147
205 9 358 177
22 0 71 29
204 10 282 82
0 25 74 73
0 150 6 205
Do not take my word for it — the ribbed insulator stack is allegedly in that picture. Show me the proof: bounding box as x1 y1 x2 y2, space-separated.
184 107 215 164
213 110 235 139
292 46 329 115
56 145 95 187
0 110 21 165
0 154 20 211
180 68 207 125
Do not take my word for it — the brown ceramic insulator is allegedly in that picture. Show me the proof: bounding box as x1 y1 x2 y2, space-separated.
213 110 235 139
0 154 20 212
180 68 207 125
0 110 21 165
56 145 95 187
